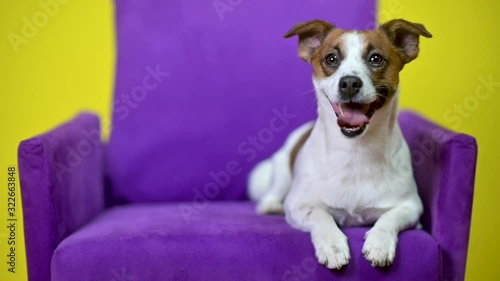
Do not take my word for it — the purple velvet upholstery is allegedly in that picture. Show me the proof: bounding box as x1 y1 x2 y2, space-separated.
400 111 477 281
52 202 439 281
19 113 105 281
18 0 478 280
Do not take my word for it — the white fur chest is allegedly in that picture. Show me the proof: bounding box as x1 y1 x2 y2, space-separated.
309 168 401 227
286 118 418 227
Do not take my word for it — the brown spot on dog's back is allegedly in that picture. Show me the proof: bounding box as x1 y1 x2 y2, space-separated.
289 127 313 170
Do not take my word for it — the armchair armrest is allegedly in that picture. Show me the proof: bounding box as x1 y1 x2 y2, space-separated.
399 110 477 281
19 112 105 281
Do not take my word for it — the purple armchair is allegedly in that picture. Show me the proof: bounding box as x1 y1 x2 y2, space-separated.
19 1 477 280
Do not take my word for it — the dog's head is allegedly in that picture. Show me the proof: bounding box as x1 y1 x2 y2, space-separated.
285 19 432 138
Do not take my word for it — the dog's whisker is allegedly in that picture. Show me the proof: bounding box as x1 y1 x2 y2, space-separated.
299 88 316 96
309 95 318 107
374 84 390 89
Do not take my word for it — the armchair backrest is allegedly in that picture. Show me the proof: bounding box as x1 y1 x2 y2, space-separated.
106 0 376 203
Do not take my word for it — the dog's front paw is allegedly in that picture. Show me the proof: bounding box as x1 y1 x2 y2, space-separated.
312 230 350 270
362 228 398 267
256 195 284 214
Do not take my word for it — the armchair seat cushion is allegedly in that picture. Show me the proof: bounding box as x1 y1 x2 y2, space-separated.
52 202 440 281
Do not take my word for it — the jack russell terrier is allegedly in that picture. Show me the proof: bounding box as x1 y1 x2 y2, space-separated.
248 19 432 269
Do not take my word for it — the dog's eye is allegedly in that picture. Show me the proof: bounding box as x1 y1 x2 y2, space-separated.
325 54 340 66
369 53 385 67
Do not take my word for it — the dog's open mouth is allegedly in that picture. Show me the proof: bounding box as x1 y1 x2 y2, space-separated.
331 101 381 138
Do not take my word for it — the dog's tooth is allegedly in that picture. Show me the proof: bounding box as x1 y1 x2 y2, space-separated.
339 104 345 116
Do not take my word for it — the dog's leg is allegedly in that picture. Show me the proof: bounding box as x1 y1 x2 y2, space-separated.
362 204 421 267
256 151 291 214
286 206 350 269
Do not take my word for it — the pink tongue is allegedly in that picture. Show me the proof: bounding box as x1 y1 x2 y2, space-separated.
332 103 370 127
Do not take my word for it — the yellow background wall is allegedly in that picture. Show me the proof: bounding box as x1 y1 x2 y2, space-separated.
0 0 498 280
0 0 114 280
378 0 500 279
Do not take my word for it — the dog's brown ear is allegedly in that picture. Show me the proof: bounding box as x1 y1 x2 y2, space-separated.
284 20 335 63
380 19 432 64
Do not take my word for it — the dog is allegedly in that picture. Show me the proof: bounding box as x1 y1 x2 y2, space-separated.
248 19 432 269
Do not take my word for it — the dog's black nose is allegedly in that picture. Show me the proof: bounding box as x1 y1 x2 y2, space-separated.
339 76 363 98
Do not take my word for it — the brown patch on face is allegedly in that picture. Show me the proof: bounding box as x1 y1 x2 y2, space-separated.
360 29 406 99
289 127 313 171
309 30 348 79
